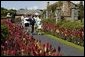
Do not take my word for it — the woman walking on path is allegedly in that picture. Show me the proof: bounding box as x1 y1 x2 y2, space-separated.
30 15 36 35
34 13 42 35
11 12 16 23
23 14 31 33
35 15 42 35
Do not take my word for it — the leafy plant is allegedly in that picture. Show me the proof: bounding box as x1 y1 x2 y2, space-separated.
42 18 56 24
57 20 83 29
1 24 8 42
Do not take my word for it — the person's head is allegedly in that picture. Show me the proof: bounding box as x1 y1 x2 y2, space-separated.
7 13 10 15
34 15 37 17
30 14 33 18
28 14 31 17
35 12 39 17
24 13 28 17
32 15 34 18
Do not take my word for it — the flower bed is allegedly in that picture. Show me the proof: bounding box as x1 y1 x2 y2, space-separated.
1 19 62 56
42 21 84 46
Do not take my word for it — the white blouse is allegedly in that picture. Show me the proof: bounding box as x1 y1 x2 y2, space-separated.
23 17 30 24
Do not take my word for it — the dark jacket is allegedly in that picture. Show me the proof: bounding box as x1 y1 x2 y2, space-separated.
30 18 36 26
11 13 16 23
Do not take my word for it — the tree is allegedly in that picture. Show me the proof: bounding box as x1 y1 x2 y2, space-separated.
78 1 84 22
8 9 16 15
1 7 16 18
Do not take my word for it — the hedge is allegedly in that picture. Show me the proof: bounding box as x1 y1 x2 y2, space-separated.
1 24 8 43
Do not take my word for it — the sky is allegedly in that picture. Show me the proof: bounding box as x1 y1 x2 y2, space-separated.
1 1 84 10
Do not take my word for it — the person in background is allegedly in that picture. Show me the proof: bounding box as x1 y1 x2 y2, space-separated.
6 13 11 21
33 15 37 31
6 13 11 18
23 14 31 33
34 13 42 35
33 15 38 33
57 46 62 56
21 15 25 28
11 12 16 23
30 15 36 35
36 15 42 35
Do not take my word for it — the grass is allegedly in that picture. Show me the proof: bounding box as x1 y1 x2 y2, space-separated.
43 32 84 51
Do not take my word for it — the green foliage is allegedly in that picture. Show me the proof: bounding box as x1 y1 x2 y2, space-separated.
57 19 66 25
42 18 56 24
9 9 16 15
1 7 16 18
1 24 8 42
57 20 84 29
1 7 8 18
42 18 84 29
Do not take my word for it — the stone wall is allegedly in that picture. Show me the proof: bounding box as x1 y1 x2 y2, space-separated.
62 1 71 16
45 1 79 21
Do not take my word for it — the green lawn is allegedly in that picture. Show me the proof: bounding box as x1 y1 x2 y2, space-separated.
43 32 84 51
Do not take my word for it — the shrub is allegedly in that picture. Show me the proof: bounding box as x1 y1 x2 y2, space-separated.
57 20 83 29
42 18 56 24
1 24 8 42
15 18 21 22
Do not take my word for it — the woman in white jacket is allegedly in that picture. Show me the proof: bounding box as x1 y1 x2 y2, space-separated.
36 16 42 35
